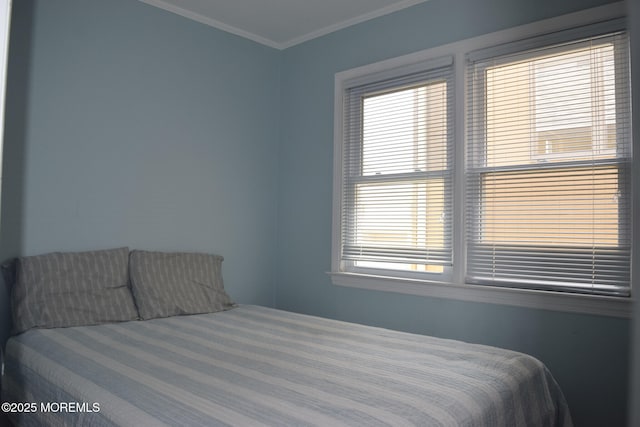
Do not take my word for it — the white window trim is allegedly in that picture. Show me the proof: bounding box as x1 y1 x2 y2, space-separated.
331 1 633 318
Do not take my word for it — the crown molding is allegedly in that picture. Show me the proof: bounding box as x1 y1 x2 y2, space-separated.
139 0 427 50
138 0 282 49
278 0 427 49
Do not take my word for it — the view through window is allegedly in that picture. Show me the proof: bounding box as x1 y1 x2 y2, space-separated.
467 33 631 295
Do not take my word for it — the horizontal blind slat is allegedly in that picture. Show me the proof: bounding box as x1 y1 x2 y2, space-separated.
341 57 454 269
465 26 631 296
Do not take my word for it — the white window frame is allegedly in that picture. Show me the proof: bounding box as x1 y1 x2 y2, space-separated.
339 56 455 283
330 1 633 318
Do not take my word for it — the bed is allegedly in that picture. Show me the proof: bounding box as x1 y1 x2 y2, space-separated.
1 248 573 426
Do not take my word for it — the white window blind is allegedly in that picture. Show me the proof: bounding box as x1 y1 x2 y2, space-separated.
466 22 631 296
340 58 455 275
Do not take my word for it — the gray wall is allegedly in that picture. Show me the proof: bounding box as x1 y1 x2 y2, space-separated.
276 0 629 426
0 0 282 343
0 0 32 349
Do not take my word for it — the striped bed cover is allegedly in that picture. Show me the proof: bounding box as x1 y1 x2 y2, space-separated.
2 305 572 426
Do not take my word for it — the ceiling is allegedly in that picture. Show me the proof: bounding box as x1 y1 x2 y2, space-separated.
138 0 427 49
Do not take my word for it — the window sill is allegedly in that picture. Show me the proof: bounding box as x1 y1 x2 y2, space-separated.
328 271 632 318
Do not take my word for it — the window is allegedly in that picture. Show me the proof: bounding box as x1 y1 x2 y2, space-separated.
332 5 633 316
466 27 631 296
337 57 454 280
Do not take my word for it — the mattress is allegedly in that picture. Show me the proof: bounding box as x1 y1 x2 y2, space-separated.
2 305 572 426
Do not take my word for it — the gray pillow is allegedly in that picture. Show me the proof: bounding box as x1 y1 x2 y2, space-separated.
129 250 235 320
11 247 139 334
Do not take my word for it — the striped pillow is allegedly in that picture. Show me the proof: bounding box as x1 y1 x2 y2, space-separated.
11 247 139 334
129 250 235 320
